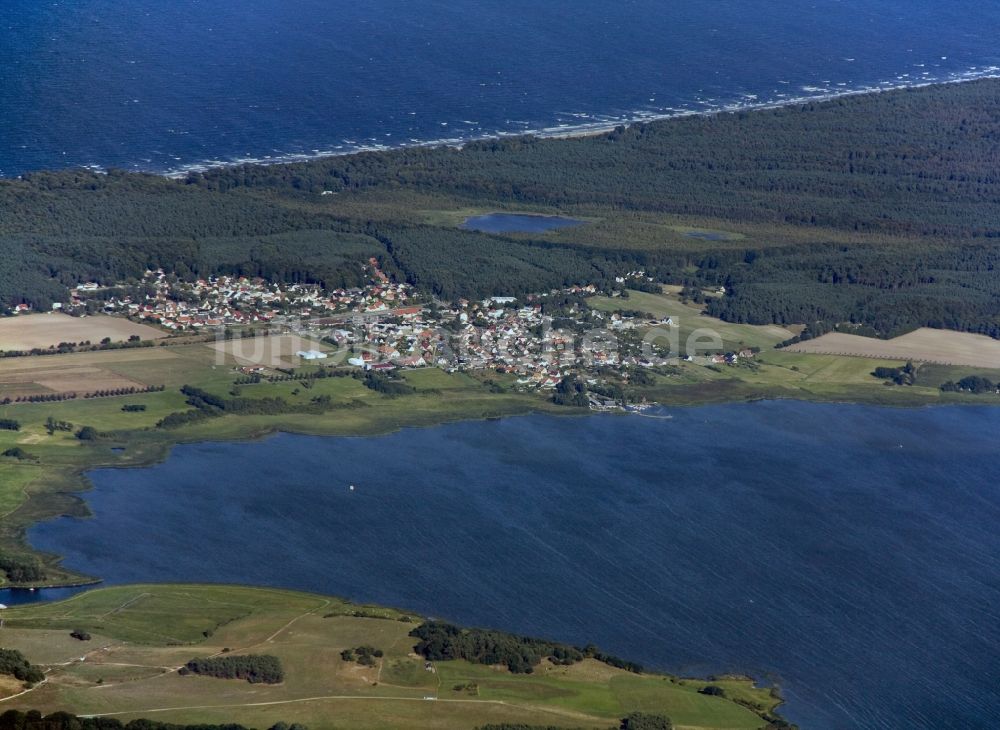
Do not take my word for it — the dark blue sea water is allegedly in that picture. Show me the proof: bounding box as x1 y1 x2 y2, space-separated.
29 403 1000 729
461 213 584 234
2 0 1000 177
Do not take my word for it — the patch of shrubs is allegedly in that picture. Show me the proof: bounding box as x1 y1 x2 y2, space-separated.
356 370 415 396
340 646 384 666
157 385 335 429
941 375 998 394
1 447 36 461
180 654 284 684
475 717 674 730
156 408 216 429
44 416 73 435
872 362 915 386
0 710 306 730
0 554 45 583
409 621 642 675
552 376 588 407
0 649 45 685
76 426 100 441
620 713 674 730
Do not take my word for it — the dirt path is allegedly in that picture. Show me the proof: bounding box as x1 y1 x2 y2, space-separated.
0 678 47 704
79 693 608 724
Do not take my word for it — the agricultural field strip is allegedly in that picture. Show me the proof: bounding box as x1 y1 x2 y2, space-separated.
0 348 190 398
787 328 1000 368
0 348 181 374
0 314 166 352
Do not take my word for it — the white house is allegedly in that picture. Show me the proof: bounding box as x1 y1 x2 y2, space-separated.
296 350 328 360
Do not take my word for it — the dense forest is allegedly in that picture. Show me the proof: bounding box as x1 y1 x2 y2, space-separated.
2 79 999 337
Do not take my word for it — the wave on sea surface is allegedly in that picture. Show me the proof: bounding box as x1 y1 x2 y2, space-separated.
119 64 1000 180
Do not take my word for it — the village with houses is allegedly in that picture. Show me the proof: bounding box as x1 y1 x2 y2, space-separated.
6 259 759 410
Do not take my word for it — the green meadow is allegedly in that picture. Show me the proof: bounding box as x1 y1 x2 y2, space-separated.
0 584 784 730
588 288 796 351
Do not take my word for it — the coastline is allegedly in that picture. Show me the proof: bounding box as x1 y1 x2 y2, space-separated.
45 67 988 181
2 16 998 728
0 582 792 729
11 382 998 591
21 400 999 728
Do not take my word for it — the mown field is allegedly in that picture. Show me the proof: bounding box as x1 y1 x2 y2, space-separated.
0 346 194 399
0 313 166 352
786 328 1000 368
0 584 783 730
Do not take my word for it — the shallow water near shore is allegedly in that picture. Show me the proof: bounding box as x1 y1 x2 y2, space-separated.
30 402 1000 729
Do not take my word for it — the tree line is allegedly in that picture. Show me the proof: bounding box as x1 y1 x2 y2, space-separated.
0 710 305 730
340 646 384 666
157 385 337 429
941 375 999 394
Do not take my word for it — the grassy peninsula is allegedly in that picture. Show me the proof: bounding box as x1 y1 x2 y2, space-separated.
0 583 789 730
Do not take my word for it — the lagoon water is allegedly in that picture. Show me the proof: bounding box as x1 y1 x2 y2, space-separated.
0 585 88 607
3 1 1000 177
461 213 584 234
30 402 1000 729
